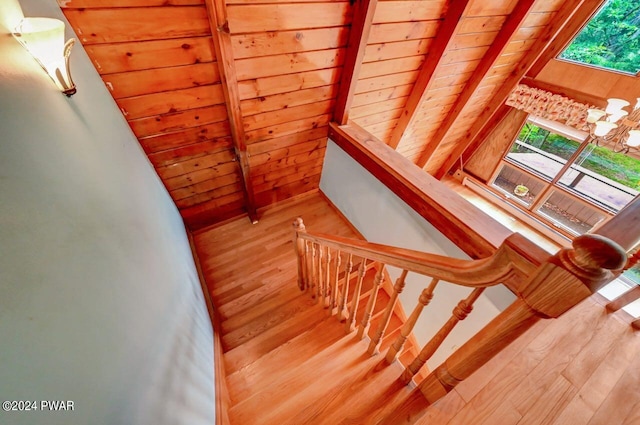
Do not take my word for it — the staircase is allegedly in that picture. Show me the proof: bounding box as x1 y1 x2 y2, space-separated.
194 193 430 424
193 191 630 424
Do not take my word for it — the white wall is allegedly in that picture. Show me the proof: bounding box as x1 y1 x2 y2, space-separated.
320 140 516 368
0 2 214 424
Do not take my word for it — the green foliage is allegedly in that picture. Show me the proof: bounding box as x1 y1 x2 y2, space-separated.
560 0 640 74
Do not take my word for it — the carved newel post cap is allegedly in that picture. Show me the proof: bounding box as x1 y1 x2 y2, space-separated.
571 234 627 271
293 217 306 232
557 234 627 292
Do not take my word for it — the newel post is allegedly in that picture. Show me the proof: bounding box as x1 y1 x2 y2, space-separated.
418 234 627 403
293 218 307 291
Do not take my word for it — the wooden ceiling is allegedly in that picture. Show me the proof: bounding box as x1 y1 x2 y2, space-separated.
58 0 604 230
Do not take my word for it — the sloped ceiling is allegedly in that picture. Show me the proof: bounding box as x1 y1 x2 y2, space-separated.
58 0 604 230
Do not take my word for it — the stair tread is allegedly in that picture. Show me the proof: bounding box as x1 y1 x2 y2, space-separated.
311 359 411 425
221 292 316 352
226 316 349 404
220 285 302 336
228 333 378 425
223 303 328 374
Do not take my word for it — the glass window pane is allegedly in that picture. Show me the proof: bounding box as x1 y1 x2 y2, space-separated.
557 143 640 212
559 0 640 75
535 190 607 235
507 122 581 181
492 163 546 207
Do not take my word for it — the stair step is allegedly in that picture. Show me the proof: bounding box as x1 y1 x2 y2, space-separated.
311 359 412 425
228 334 376 425
217 272 297 321
223 303 328 374
226 317 348 404
221 292 317 352
220 285 302 336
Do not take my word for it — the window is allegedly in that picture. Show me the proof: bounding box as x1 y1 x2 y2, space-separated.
559 0 640 75
490 117 640 237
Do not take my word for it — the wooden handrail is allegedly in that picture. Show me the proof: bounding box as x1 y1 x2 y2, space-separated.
292 217 628 408
295 227 546 293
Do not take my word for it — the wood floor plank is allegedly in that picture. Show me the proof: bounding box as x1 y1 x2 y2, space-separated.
587 348 640 425
515 374 578 425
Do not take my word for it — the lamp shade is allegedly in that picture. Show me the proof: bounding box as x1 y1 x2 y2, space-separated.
608 110 629 123
586 109 607 123
593 121 617 137
605 98 630 114
627 130 640 148
13 17 76 95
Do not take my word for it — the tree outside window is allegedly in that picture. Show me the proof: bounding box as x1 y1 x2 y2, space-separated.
560 0 640 75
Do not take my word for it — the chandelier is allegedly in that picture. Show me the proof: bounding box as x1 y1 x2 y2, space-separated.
586 98 640 153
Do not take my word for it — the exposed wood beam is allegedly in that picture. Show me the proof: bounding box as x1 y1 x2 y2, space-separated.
596 195 640 252
433 0 604 180
329 122 515 259
333 0 378 125
387 0 471 149
416 0 537 170
527 0 605 79
204 0 258 223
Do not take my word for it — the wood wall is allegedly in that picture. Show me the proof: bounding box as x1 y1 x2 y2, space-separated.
228 0 351 208
59 0 353 229
61 0 245 229
349 0 446 143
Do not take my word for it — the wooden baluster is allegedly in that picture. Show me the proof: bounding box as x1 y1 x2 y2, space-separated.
401 287 485 384
292 217 307 291
606 285 640 312
368 270 408 355
418 234 626 404
357 264 385 340
345 259 366 333
310 243 318 302
338 254 354 322
316 243 324 303
330 250 342 315
323 247 331 308
302 240 311 291
386 278 439 364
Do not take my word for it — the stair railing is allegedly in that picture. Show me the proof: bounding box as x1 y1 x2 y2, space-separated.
292 217 627 404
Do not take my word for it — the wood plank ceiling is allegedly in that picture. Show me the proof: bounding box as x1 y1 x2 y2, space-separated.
58 0 603 230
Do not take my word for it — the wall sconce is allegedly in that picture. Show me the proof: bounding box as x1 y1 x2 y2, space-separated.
12 17 76 96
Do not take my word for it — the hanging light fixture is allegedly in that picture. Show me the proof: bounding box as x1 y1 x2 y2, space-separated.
12 17 76 96
586 98 640 153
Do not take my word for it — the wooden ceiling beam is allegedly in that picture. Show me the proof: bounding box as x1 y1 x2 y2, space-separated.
433 0 604 180
526 0 605 79
205 0 258 223
387 0 472 149
416 0 537 170
333 0 378 125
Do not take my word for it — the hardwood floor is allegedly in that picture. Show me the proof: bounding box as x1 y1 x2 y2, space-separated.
193 191 640 424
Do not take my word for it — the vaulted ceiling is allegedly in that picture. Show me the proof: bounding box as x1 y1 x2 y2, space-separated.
58 0 605 230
